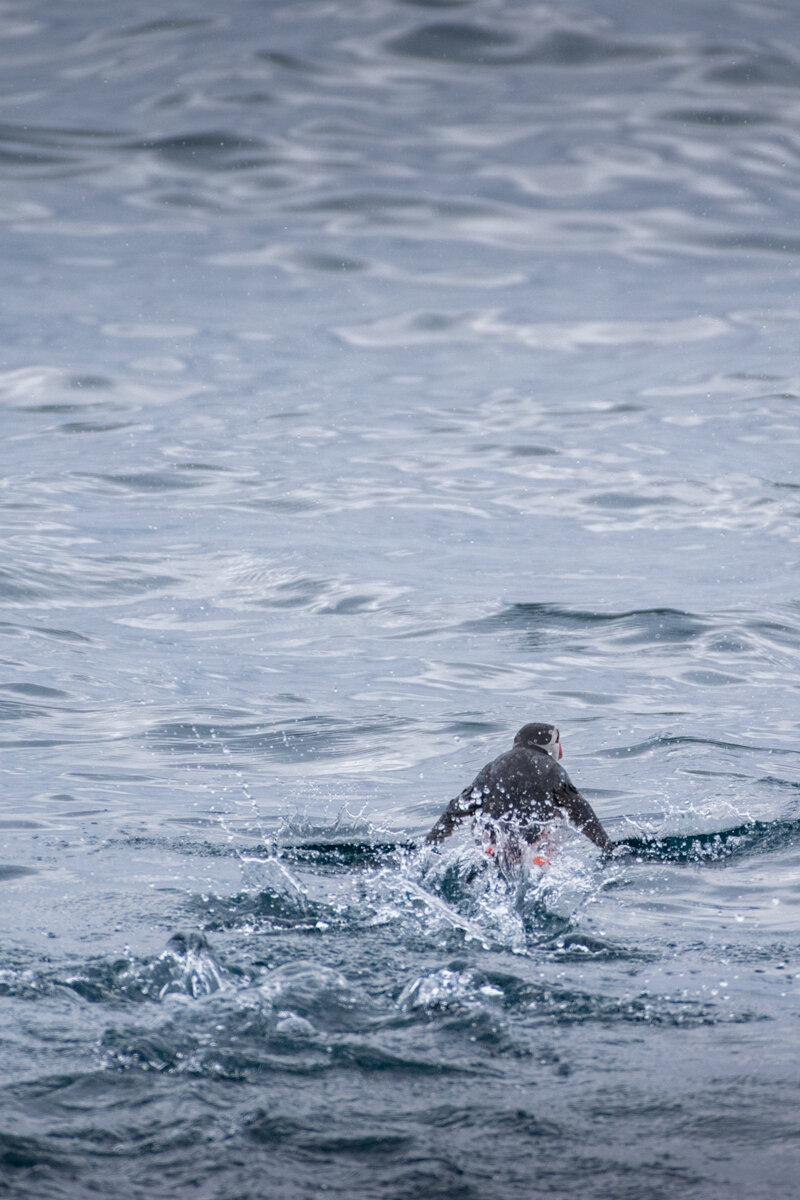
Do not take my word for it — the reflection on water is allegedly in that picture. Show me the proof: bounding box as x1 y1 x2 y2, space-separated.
1 1 800 1197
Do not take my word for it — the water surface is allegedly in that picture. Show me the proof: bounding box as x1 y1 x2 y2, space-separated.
1 1 799 1197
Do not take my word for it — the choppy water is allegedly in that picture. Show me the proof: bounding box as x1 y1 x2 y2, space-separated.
2 1 800 1197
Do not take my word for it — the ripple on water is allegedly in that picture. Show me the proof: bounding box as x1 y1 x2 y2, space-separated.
122 131 267 170
97 953 458 1080
245 1109 414 1158
0 122 122 177
0 556 179 608
704 50 800 88
0 933 228 1005
464 603 710 646
335 312 729 351
145 712 415 770
0 865 39 883
616 817 800 864
384 22 659 68
0 366 200 416
66 934 228 1004
78 468 220 492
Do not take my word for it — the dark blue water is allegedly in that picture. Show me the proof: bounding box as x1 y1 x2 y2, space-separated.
1 1 799 1197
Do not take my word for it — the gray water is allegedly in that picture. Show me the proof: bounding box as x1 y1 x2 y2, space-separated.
1 1 800 1196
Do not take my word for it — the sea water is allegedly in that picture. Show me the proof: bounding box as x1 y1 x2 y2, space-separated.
1 1 799 1197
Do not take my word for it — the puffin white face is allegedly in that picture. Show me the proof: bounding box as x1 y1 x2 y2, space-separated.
545 727 563 761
